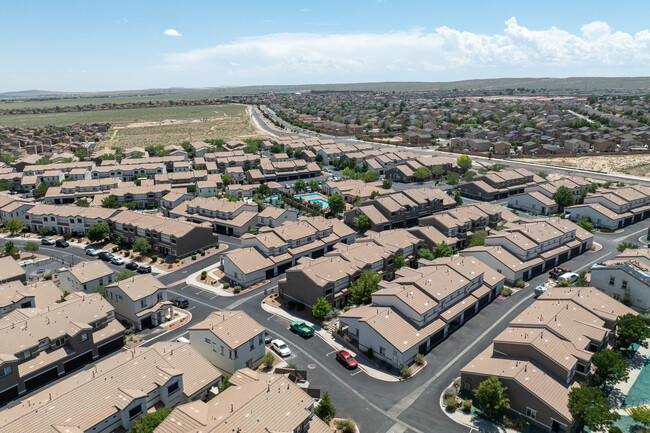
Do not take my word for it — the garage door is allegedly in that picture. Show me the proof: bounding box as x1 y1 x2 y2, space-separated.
25 367 59 393
63 351 93 374
0 386 18 406
98 337 125 357
141 315 153 329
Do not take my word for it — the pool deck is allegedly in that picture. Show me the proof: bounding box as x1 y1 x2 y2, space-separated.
609 338 650 413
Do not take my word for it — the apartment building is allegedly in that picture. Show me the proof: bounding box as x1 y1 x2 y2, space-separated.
155 170 209 187
189 311 266 374
339 256 504 368
24 204 119 235
103 183 173 209
22 161 95 177
565 185 650 230
154 368 334 433
0 257 27 284
91 162 167 180
247 158 321 183
0 342 221 433
58 260 114 293
321 179 392 203
0 292 124 405
460 168 540 200
105 274 172 331
166 197 259 236
591 248 650 312
0 280 62 318
461 287 634 433
109 210 218 257
343 187 455 232
279 229 424 308
221 216 356 287
43 178 121 204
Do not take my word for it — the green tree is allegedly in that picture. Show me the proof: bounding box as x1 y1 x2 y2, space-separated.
38 226 49 236
328 194 345 215
219 374 231 392
222 174 231 187
314 391 336 423
592 349 630 387
576 217 594 232
432 241 454 258
587 182 599 193
0 180 12 191
413 166 431 182
35 158 52 165
468 230 488 247
294 179 306 193
101 195 120 209
75 198 90 207
127 407 172 433
271 144 282 153
312 297 331 320
24 241 39 258
553 185 574 210
363 170 379 183
629 406 650 430
462 171 475 182
574 271 589 287
308 179 319 191
257 183 270 196
87 222 110 242
5 218 24 236
369 190 380 199
474 376 510 418
349 269 382 305
394 255 407 269
123 201 137 210
617 313 650 350
33 182 49 198
133 237 151 255
617 242 639 252
446 172 460 185
456 154 472 171
603 181 612 189
537 171 549 179
74 149 86 160
382 178 393 189
116 270 136 281
356 214 371 233
454 190 463 207
3 241 18 256
568 383 620 432
431 165 445 178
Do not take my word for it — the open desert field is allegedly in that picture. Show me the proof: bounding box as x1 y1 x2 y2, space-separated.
518 154 650 177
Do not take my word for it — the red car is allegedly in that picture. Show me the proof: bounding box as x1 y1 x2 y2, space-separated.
335 350 358 369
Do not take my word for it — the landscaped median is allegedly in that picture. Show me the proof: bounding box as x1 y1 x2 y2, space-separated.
123 308 192 349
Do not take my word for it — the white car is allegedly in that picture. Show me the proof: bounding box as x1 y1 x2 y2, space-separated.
176 336 190 343
85 247 100 256
271 339 291 357
111 256 125 265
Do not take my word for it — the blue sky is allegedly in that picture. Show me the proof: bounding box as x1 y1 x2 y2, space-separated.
1 0 649 92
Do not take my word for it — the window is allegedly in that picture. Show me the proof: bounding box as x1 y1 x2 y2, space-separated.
140 299 147 308
526 407 537 419
379 346 386 356
21 350 30 360
250 339 255 351
221 346 225 356
54 337 65 347
229 350 233 359
0 366 11 378
157 293 163 302
78 333 88 343
167 381 180 396
258 334 263 345
128 405 143 420
234 349 238 359
622 280 628 290
609 277 615 286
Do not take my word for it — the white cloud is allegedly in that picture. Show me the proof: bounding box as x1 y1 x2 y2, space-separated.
163 29 182 37
160 18 650 84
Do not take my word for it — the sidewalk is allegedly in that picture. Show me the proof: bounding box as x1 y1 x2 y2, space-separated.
261 300 399 382
185 266 232 296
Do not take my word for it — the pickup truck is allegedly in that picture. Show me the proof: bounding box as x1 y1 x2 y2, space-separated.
289 321 315 338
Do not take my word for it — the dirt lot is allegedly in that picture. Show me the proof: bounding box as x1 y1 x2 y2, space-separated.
519 154 650 177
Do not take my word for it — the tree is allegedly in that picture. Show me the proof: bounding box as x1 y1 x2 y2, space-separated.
127 407 172 433
257 183 270 196
328 194 345 215
431 165 445 178
271 144 282 154
356 214 370 233
349 269 382 305
308 179 319 191
553 185 574 210
101 195 120 209
629 406 650 430
454 191 463 207
5 218 24 236
24 241 39 258
294 149 303 158
617 242 639 252
3 241 18 256
314 391 336 423
474 376 510 418
116 270 136 281
592 349 630 387
603 181 612 189
312 297 331 320
363 170 379 183
462 171 475 182
394 255 407 269
432 241 454 258
617 313 650 350
587 182 599 193
33 182 49 198
75 198 90 207
222 174 231 187
413 166 431 182
74 149 86 160
133 237 151 255
468 230 488 247
382 178 393 189
574 271 589 287
576 217 594 232
219 375 231 392
456 154 472 171
568 383 620 432
88 222 110 242
123 201 137 210
446 172 460 186
38 226 49 236
0 180 12 191
537 171 549 179
294 179 306 193
369 190 380 199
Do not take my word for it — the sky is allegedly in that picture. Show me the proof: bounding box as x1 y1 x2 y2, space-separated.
1 0 650 92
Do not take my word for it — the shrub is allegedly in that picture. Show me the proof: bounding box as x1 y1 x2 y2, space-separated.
453 378 462 388
200 249 205 256
514 279 525 288
223 282 230 289
167 264 173 269
446 397 458 411
462 399 473 413
200 271 207 280
414 353 425 366
112 246 119 252
151 255 158 263
191 255 197 260
400 365 412 378
444 387 458 399
501 287 512 297
263 352 275 369
343 305 351 312
233 286 241 293
174 258 180 263
337 418 357 433
44 273 53 280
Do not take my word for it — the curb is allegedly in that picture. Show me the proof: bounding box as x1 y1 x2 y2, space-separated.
399 361 427 381
588 242 603 253
123 309 193 349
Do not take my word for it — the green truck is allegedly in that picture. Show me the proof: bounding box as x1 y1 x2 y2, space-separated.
290 320 315 338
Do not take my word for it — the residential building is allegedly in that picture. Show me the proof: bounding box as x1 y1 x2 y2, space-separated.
24 204 119 236
0 280 62 319
591 248 650 312
58 261 114 293
166 197 259 236
565 185 650 230
105 274 172 331
460 168 540 200
0 257 27 284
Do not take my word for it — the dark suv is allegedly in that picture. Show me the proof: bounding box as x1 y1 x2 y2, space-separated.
98 251 113 261
137 264 152 274
172 297 189 309
55 239 69 248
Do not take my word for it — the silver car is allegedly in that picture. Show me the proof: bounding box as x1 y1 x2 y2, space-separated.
271 339 291 357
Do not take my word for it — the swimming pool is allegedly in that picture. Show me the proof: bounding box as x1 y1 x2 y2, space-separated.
295 193 330 208
295 193 323 200
310 199 329 208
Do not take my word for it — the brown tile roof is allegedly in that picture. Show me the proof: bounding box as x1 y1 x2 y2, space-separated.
190 311 264 350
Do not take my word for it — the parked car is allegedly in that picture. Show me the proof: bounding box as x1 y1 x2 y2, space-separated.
264 331 272 344
137 264 152 274
55 239 69 248
557 272 579 284
271 339 291 357
85 247 99 256
176 336 190 343
172 297 189 309
41 238 56 245
549 266 571 280
111 256 125 265
289 321 315 338
125 261 139 270
335 350 358 369
98 251 113 261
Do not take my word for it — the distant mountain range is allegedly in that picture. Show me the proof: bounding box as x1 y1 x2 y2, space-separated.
2 77 650 101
